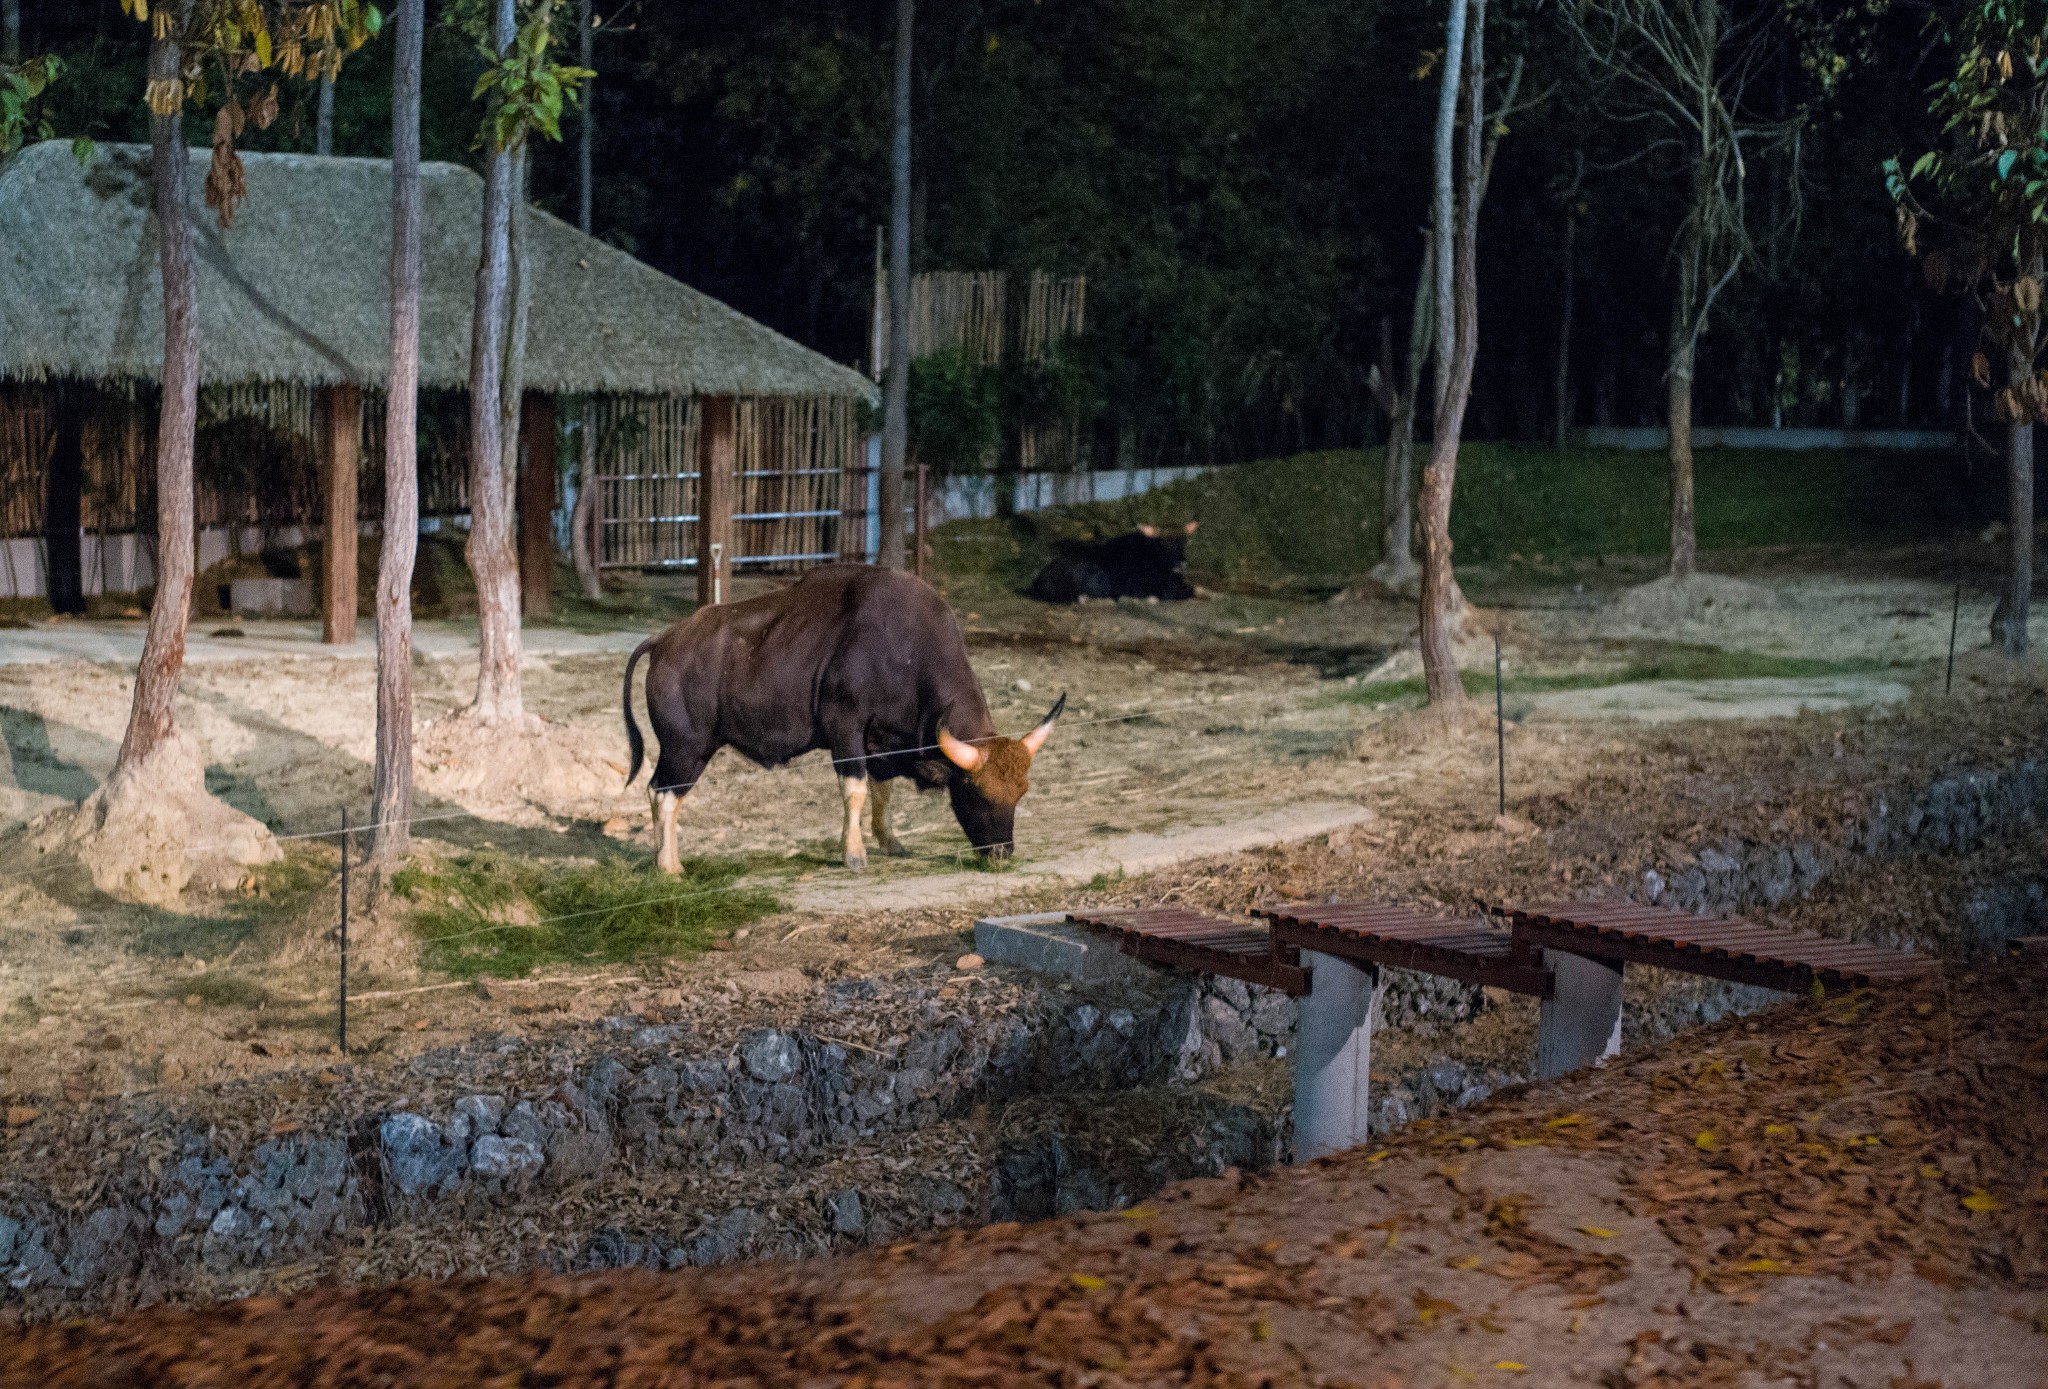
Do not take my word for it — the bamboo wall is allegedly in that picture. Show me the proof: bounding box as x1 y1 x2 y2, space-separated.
869 267 1088 472
0 381 863 584
871 269 1087 375
593 393 866 570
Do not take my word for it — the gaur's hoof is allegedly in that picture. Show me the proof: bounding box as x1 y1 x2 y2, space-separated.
878 841 911 858
844 853 868 873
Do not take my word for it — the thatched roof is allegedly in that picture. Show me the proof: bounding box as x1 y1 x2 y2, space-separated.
0 141 876 401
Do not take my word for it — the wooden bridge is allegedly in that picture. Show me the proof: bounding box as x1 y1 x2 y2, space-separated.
1063 899 1938 1160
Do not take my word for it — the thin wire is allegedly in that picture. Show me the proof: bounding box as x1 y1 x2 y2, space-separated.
0 682 1307 887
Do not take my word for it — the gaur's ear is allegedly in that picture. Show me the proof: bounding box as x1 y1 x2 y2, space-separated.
937 728 986 772
1135 523 1158 537
1020 692 1067 757
1183 520 1199 535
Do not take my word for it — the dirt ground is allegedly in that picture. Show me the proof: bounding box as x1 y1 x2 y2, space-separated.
4 957 2042 1389
0 544 2041 1108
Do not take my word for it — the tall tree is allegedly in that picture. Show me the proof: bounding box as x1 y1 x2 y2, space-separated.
877 0 913 570
1554 149 1585 452
1417 0 1478 710
459 0 588 721
466 0 523 723
1888 1 2048 657
1564 0 1802 578
373 0 424 871
1364 244 1431 593
577 0 592 234
120 0 203 773
567 0 604 602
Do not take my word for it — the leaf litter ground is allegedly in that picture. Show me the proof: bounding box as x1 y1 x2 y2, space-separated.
4 962 2043 1387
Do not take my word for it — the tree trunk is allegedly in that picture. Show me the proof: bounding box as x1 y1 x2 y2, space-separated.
116 13 199 773
1370 240 1433 589
320 383 361 643
465 0 525 725
1667 295 1698 578
1554 188 1577 452
877 0 914 569
577 0 594 235
519 391 555 619
373 0 424 870
2 0 20 64
316 72 334 155
570 399 602 598
1997 335 2036 658
1418 0 1475 711
44 387 86 616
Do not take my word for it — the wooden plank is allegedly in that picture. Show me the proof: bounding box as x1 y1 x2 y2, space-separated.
319 383 360 644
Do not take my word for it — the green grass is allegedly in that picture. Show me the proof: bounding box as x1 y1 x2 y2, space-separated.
932 443 1968 594
1338 644 1886 708
393 851 781 979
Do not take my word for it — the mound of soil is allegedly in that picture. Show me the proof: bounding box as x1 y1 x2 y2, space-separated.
415 711 629 822
17 733 279 906
1609 572 1778 627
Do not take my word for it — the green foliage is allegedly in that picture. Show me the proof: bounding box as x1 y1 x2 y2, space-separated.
1 54 67 158
471 10 592 151
1886 0 2048 418
393 851 779 978
909 348 1002 473
935 446 1970 595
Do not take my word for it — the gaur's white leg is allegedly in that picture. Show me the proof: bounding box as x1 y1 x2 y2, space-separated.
869 778 909 857
654 789 682 874
840 775 869 871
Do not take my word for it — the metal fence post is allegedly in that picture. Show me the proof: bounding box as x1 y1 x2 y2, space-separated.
337 807 349 1057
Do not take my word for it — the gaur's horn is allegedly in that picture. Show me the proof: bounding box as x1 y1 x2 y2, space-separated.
937 727 986 772
1020 692 1067 756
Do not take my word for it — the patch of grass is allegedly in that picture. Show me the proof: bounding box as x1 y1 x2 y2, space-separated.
933 444 1973 595
393 851 780 979
1338 645 1886 707
171 972 275 1009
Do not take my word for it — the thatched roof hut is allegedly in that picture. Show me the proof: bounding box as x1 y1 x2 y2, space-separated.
0 141 875 401
0 142 880 619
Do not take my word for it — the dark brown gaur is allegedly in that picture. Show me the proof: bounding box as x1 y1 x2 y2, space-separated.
621 564 1064 871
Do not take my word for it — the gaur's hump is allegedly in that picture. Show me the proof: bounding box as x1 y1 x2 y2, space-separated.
804 563 951 613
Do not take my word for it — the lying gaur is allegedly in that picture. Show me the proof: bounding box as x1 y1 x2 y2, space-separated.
622 564 1064 871
1027 521 1199 604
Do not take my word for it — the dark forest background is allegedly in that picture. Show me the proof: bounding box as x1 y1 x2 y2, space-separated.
8 0 1963 471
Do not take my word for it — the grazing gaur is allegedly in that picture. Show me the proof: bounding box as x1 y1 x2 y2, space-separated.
621 564 1065 872
1027 521 1200 604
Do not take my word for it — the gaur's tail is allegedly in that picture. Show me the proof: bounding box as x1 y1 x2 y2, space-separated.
621 636 658 787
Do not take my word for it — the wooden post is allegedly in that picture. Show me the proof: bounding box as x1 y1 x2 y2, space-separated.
519 391 556 619
44 387 87 615
320 383 361 644
696 395 736 606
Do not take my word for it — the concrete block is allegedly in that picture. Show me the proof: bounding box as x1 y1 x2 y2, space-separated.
1291 950 1380 1162
228 576 314 616
972 912 1143 984
1534 950 1624 1080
